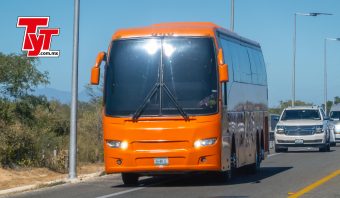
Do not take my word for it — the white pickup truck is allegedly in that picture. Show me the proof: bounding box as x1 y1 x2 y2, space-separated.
274 106 331 152
329 104 340 145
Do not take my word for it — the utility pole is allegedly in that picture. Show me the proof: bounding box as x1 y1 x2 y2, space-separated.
230 0 234 31
324 37 340 115
291 12 332 107
69 0 80 179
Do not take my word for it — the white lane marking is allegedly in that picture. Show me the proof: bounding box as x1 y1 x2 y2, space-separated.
97 152 285 198
268 153 281 157
96 186 146 198
96 177 180 198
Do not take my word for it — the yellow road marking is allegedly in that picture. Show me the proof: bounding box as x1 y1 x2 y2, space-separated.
288 169 340 198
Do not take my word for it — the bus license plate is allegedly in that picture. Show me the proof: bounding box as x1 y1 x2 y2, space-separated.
154 158 168 166
295 139 303 144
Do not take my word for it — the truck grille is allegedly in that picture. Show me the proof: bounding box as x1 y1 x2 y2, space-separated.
285 126 315 136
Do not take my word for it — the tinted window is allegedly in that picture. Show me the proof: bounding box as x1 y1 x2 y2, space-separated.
248 48 267 85
330 111 340 120
162 37 218 115
105 38 161 116
221 40 252 84
105 37 218 117
281 110 321 120
219 38 235 106
220 39 234 82
270 115 280 131
232 43 252 83
257 51 267 85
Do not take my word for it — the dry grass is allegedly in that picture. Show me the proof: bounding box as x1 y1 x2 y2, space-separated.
0 163 104 190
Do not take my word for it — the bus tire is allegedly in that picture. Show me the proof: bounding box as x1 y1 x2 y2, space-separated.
215 170 232 182
229 139 237 180
247 136 261 174
122 173 139 186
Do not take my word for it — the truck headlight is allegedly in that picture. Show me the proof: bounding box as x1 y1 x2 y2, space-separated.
315 125 324 134
106 140 128 150
276 126 285 134
335 125 340 133
194 138 217 148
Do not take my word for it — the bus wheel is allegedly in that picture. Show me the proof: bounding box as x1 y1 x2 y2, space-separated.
215 170 231 182
247 146 261 174
229 150 237 179
122 173 139 186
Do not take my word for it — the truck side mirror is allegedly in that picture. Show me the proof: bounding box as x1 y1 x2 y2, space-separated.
217 48 229 83
91 52 106 85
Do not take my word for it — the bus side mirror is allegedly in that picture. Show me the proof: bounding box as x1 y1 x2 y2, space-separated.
91 51 106 85
217 48 229 82
219 63 229 82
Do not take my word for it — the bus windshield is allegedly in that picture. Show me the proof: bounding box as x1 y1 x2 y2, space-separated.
281 109 321 120
104 37 218 117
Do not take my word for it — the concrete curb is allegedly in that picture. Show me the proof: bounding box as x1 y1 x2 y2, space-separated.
0 171 109 196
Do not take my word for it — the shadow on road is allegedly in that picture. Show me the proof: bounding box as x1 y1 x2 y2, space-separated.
281 148 336 153
112 166 292 188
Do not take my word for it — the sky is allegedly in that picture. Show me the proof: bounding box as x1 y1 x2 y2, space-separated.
1 0 340 107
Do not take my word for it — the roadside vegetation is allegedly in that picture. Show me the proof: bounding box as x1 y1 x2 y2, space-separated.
0 53 103 173
269 98 340 115
0 52 339 173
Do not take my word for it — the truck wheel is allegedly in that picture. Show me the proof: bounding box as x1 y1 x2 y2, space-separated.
326 143 331 152
275 145 287 153
122 173 139 186
319 146 326 152
319 143 330 152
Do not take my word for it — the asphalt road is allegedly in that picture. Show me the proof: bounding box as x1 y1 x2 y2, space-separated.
8 146 340 198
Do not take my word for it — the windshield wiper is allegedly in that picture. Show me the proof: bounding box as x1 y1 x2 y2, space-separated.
131 82 190 122
162 84 190 121
132 83 160 122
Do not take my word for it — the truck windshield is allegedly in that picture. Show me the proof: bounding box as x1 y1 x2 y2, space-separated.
330 111 340 120
104 37 218 117
281 110 321 120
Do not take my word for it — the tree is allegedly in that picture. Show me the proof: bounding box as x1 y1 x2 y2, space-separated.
0 53 48 99
326 100 333 115
0 53 50 167
269 100 313 115
335 96 340 105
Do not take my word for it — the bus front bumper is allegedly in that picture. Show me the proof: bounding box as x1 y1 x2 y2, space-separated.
104 147 221 174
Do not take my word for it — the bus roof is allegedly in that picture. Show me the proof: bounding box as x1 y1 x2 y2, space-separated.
112 22 260 47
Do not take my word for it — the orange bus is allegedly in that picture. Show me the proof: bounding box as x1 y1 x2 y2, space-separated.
90 22 268 185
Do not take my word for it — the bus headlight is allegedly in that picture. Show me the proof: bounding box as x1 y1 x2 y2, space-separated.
106 140 128 150
194 138 217 148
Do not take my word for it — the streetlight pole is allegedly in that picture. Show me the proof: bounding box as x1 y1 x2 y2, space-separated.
69 0 80 179
230 0 234 31
292 12 332 107
324 38 340 115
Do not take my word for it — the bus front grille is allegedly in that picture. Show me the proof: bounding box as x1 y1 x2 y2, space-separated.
131 140 190 151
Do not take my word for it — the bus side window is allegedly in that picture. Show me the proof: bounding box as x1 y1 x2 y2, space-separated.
219 38 234 83
219 38 235 107
247 48 267 86
257 51 267 85
247 48 260 85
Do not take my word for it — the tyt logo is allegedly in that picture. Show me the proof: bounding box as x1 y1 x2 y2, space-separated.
17 17 60 57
